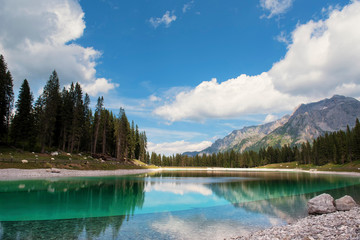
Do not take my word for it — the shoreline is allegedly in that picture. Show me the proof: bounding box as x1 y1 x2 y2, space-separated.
0 167 359 180
0 168 160 181
160 167 360 177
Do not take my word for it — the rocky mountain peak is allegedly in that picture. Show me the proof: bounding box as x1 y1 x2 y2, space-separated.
184 95 360 156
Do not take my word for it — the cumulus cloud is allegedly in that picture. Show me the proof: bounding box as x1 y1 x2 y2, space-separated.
0 0 116 96
154 74 306 122
149 11 177 29
82 78 119 96
154 1 360 122
147 140 212 156
269 1 360 96
260 0 294 18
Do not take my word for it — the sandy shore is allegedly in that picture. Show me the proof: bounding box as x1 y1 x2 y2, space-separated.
0 168 160 181
0 167 359 181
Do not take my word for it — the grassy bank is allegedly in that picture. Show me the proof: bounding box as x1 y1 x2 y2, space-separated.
0 146 155 170
259 161 360 173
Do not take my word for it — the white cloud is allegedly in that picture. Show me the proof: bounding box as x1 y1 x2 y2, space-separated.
276 31 290 45
82 78 119 96
260 0 294 18
147 140 212 155
144 128 208 141
0 0 115 96
149 11 177 29
149 95 161 102
264 114 278 123
269 1 360 96
183 1 195 13
154 1 360 122
154 74 307 122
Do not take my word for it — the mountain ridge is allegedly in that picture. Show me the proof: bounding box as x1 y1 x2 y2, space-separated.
184 95 360 156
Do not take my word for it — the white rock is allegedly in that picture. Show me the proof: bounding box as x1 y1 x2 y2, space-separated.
50 158 55 161
307 193 336 214
51 151 59 156
335 195 358 211
51 168 61 173
21 159 28 163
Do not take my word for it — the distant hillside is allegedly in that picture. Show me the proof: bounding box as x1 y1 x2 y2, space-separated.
185 95 360 156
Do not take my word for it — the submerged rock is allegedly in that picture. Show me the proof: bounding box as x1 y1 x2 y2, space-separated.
335 195 358 211
307 193 336 214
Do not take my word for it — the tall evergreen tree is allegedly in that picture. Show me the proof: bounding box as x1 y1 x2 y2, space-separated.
10 79 33 147
69 83 84 153
0 55 14 141
36 70 61 152
116 108 130 161
93 96 103 153
80 93 92 152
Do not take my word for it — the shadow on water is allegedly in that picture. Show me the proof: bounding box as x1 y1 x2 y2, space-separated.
0 171 359 240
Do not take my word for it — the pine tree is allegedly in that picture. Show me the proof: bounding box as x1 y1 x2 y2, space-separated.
115 108 130 161
36 70 61 152
0 55 14 141
70 83 84 153
93 96 104 154
80 93 92 152
10 79 33 148
353 118 360 161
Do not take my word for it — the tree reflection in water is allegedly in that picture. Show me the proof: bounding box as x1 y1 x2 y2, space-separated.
0 176 145 239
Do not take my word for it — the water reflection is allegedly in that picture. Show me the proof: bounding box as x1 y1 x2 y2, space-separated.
0 171 359 240
0 177 145 221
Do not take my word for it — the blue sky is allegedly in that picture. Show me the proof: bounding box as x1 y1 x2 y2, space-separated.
1 0 359 155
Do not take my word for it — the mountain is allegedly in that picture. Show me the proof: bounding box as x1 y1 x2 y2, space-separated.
185 95 360 156
182 116 289 156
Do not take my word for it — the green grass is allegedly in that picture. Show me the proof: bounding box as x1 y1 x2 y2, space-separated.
0 146 154 170
258 161 360 173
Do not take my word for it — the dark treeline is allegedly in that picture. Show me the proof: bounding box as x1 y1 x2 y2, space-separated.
0 54 148 162
150 119 360 167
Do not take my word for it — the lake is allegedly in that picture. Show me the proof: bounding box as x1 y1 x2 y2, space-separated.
0 171 359 239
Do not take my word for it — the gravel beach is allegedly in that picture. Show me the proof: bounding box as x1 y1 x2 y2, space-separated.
232 207 360 240
1 167 359 180
0 168 159 180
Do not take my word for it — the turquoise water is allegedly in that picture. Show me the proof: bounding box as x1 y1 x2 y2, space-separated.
0 171 359 239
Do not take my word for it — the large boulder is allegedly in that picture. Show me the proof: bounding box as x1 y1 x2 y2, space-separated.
335 195 358 211
307 193 336 214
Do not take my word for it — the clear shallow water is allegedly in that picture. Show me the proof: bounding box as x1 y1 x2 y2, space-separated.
0 171 359 239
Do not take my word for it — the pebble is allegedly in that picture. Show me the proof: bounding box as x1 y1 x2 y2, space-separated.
233 207 360 240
